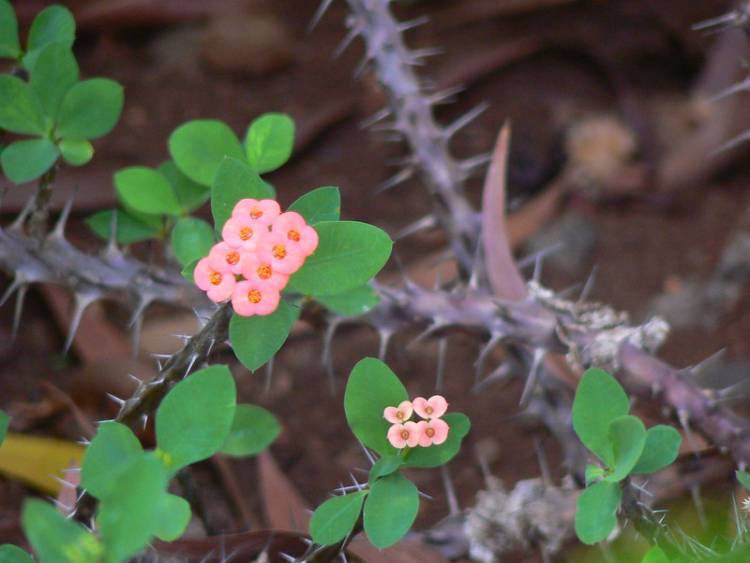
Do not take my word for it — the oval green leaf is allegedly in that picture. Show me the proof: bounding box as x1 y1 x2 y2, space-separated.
115 166 182 216
29 42 79 122
287 221 392 297
81 421 144 499
344 357 408 457
245 112 295 174
0 0 21 59
56 78 124 140
403 412 471 468
0 75 46 135
210 157 274 230
169 120 244 186
369 455 403 483
24 5 75 69
572 368 630 466
159 160 210 213
220 404 281 457
229 299 299 372
605 415 646 482
575 480 622 545
632 425 682 475
23 500 102 563
1 138 58 184
310 491 367 546
364 473 419 549
288 186 340 224
59 138 93 166
171 217 215 267
154 494 191 542
0 409 6 446
155 365 237 471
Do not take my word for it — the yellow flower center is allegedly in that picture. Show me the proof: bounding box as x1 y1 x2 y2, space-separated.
250 207 263 219
257 265 273 280
226 251 240 265
397 410 406 421
239 226 253 240
248 289 262 304
273 244 287 259
400 429 410 440
209 272 222 285
288 229 301 242
425 427 435 438
425 406 433 415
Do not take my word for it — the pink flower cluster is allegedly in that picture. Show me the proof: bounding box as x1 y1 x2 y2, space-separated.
384 395 450 449
194 198 319 316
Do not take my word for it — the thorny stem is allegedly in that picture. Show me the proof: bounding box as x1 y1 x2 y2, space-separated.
29 165 57 240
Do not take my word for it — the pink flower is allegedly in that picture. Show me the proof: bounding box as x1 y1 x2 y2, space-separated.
194 257 236 303
416 419 450 447
387 421 421 449
208 242 247 275
383 400 413 424
232 198 281 225
257 232 305 275
242 255 289 290
272 212 319 257
412 395 448 420
222 216 267 251
231 280 281 317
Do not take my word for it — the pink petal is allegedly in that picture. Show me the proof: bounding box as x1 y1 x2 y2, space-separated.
431 418 450 445
253 289 281 316
258 233 305 274
298 224 319 256
387 424 406 449
404 421 421 448
231 281 256 316
412 397 429 419
397 400 413 420
383 406 401 424
427 395 449 419
416 421 433 447
206 274 236 302
193 258 214 291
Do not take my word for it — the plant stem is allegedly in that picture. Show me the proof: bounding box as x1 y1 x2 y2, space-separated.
29 165 57 240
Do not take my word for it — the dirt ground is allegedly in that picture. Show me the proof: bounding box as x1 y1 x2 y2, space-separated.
1 0 750 561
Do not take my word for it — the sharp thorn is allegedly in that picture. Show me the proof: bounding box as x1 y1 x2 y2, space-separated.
10 195 36 231
445 102 490 138
378 329 392 361
333 26 360 58
51 188 77 239
105 208 120 257
11 282 28 339
435 337 447 391
63 292 99 355
398 15 430 31
579 265 599 303
0 276 23 308
394 215 437 241
712 129 750 155
690 483 707 529
441 465 460 515
308 0 334 31
358 441 375 466
264 356 274 395
375 167 414 194
105 393 125 406
710 76 750 103
474 334 503 385
359 107 391 129
519 348 546 408
534 437 551 488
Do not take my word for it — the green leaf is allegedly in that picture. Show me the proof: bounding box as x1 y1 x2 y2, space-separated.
23 5 75 69
158 160 210 213
0 0 21 59
29 42 78 123
153 494 191 542
585 464 605 485
220 404 281 457
572 368 630 466
344 357 408 457
364 473 419 549
287 221 393 297
59 138 93 166
181 259 199 283
155 365 237 471
0 545 34 563
318 285 380 317
604 415 646 482
97 454 168 563
56 78 124 140
369 455 403 482
575 480 622 545
0 409 7 446
632 425 682 475
229 300 299 372
210 157 274 231
403 412 471 468
737 469 750 491
288 186 340 224
171 217 215 267
245 112 295 174
81 421 144 499
86 208 161 244
310 491 367 546
169 120 244 186
1 138 58 184
23 500 102 563
114 166 182 216
0 76 46 135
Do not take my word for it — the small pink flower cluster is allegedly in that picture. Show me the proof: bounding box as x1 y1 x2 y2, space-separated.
194 198 319 316
384 395 450 449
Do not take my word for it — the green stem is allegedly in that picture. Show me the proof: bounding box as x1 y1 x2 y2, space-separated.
29 164 58 240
